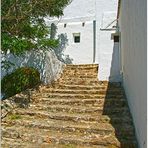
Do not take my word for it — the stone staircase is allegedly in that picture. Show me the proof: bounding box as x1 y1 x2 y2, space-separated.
1 64 137 148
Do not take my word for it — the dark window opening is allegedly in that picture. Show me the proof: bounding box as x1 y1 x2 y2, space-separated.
114 36 119 42
74 36 80 43
73 33 80 43
64 24 67 28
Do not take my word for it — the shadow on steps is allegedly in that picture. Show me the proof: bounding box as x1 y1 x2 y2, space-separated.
102 81 138 148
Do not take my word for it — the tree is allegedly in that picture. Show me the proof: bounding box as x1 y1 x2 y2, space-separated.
2 0 71 55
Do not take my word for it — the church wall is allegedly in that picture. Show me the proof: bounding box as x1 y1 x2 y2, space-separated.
118 0 147 147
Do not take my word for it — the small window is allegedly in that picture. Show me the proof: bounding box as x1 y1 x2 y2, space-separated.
82 22 85 27
64 24 67 28
73 33 80 43
114 36 119 42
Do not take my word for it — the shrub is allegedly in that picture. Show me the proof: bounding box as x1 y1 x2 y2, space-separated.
1 67 40 99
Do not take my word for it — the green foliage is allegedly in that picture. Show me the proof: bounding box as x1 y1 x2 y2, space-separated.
1 67 40 99
2 0 71 55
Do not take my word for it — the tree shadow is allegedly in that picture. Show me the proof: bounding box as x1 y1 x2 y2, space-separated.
53 33 73 64
1 22 73 85
1 49 63 84
50 23 73 64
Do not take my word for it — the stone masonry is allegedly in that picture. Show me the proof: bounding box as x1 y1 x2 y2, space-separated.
1 64 137 148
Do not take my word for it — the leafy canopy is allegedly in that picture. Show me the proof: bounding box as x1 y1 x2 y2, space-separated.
2 0 71 55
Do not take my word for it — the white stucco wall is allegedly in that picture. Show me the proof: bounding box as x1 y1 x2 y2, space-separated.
46 0 96 64
118 0 147 147
2 50 64 84
46 0 120 81
56 20 94 64
95 0 120 81
62 0 95 19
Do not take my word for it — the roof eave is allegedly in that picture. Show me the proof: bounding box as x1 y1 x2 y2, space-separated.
117 0 121 19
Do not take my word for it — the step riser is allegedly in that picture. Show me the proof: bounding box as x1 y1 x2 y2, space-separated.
63 69 98 74
2 125 134 140
40 90 125 95
66 64 98 68
2 64 137 148
34 107 130 115
2 130 136 148
59 79 99 82
52 83 122 88
33 94 125 99
48 85 123 90
61 76 98 79
17 112 132 125
64 66 98 70
15 107 130 118
33 100 126 107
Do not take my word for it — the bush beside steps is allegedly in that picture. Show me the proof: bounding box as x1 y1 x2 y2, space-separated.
1 67 40 99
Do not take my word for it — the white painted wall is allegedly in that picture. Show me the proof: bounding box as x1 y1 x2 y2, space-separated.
2 50 64 84
62 0 95 19
2 0 121 85
46 0 121 81
46 0 96 64
118 0 147 147
56 21 94 64
95 0 120 81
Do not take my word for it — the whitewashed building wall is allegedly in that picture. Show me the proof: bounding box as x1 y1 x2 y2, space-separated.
2 0 121 84
95 0 120 81
46 0 121 82
2 50 64 84
118 0 147 147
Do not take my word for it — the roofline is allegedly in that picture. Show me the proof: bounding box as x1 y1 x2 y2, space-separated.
117 0 121 19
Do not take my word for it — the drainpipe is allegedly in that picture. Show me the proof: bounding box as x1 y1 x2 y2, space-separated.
93 20 96 63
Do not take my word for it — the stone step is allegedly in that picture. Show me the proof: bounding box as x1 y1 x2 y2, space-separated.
39 89 125 95
61 75 98 79
59 77 99 81
63 66 98 71
2 126 136 148
33 98 127 107
66 64 99 68
1 63 137 148
63 67 98 73
57 80 101 85
27 104 130 116
3 112 133 125
32 93 125 99
46 84 123 90
2 116 135 138
62 70 98 76
14 109 131 123
2 137 106 148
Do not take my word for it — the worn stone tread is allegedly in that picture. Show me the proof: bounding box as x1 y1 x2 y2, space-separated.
11 109 131 125
33 93 125 99
32 98 127 108
2 116 135 134
2 137 107 148
2 126 136 148
39 89 125 95
27 104 129 115
44 84 123 90
2 64 137 148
